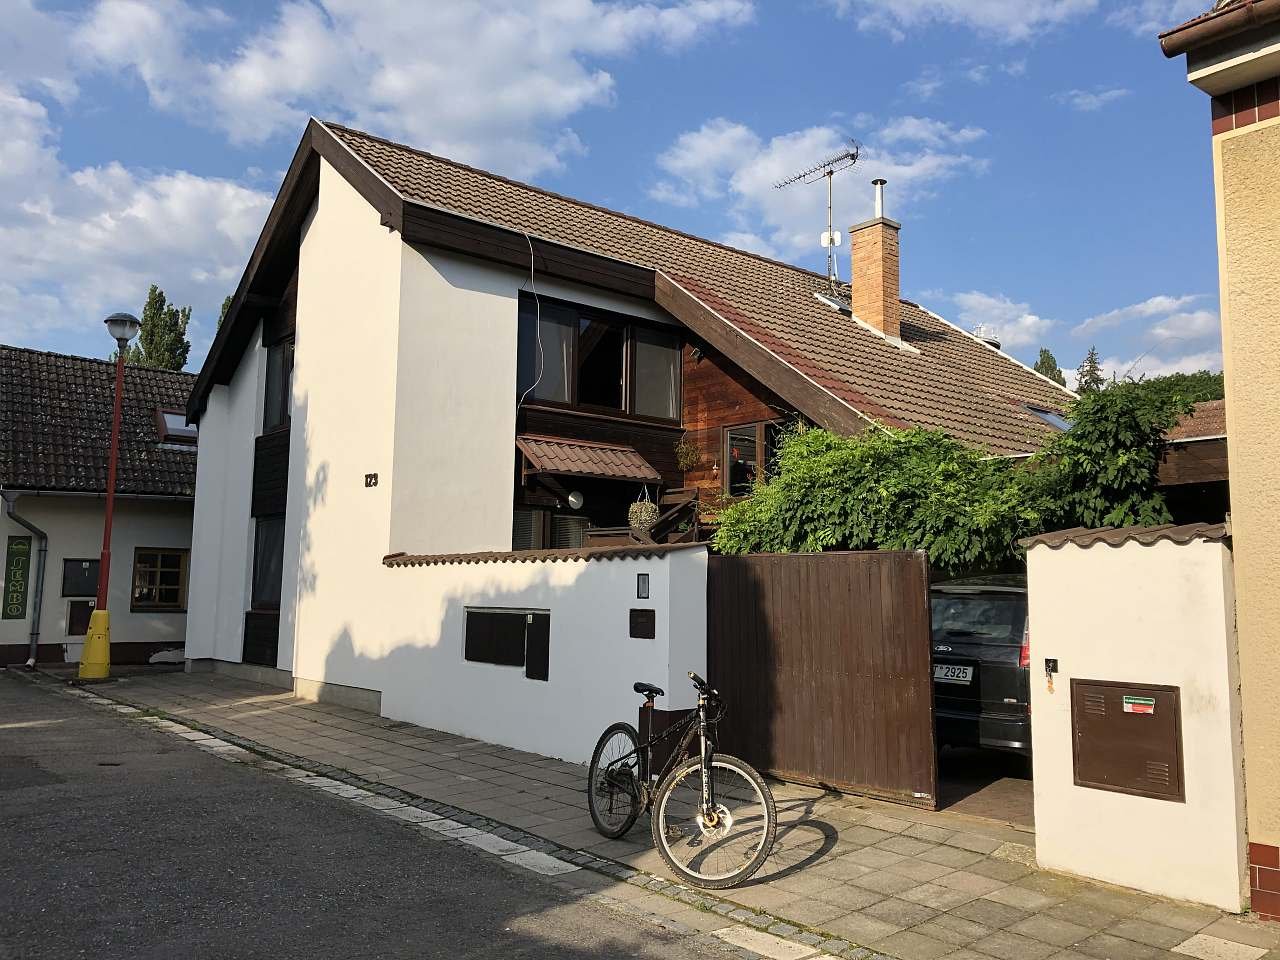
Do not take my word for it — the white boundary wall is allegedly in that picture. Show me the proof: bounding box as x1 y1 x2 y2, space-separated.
292 547 709 765
1027 535 1247 911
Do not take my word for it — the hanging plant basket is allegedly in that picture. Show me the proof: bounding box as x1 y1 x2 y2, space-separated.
629 487 660 532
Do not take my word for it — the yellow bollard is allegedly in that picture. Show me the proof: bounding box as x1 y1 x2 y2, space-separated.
79 609 111 680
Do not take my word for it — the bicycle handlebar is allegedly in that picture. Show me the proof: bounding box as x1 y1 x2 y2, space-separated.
688 671 718 698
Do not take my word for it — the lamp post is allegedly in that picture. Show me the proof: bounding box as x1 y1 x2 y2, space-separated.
80 312 141 681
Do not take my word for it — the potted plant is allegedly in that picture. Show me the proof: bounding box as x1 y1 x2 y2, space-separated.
629 487 659 533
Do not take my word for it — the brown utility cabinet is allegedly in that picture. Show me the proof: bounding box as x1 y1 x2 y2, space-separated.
1070 679 1185 802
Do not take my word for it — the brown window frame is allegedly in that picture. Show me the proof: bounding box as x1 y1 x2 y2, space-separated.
154 407 198 445
516 292 683 426
722 420 783 497
130 548 190 613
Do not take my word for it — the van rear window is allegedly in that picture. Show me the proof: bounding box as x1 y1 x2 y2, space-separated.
931 594 1026 644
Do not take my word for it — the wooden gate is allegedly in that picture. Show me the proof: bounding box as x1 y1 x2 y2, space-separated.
708 551 938 808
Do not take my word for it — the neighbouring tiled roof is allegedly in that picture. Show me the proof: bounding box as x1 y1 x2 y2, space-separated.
383 541 705 567
1021 522 1230 550
517 435 661 482
0 345 197 497
1167 399 1227 441
325 123 1077 456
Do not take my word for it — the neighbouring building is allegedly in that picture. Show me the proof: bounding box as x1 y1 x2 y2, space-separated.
181 119 1075 754
1162 0 1280 921
1161 399 1230 523
0 345 197 666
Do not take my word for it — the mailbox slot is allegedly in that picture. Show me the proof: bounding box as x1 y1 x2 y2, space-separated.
1071 679 1185 803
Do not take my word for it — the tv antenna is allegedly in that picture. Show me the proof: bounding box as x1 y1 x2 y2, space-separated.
774 141 860 295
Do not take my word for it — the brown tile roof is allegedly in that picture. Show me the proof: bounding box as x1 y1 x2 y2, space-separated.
1021 522 1229 550
517 435 661 482
324 122 1076 456
1166 399 1227 441
383 541 705 567
0 345 197 497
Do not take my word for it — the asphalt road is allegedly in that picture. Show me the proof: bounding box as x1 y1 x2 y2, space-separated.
0 674 721 960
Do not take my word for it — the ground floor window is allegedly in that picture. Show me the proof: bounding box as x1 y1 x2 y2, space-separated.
463 608 550 681
131 548 190 612
251 517 285 610
724 421 784 497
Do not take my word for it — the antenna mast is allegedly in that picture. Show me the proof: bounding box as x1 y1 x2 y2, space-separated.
774 141 860 296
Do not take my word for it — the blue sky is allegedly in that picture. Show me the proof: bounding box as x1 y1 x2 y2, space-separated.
2 0 1221 385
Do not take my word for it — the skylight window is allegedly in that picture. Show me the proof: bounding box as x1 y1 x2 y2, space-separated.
1027 406 1072 432
156 408 198 445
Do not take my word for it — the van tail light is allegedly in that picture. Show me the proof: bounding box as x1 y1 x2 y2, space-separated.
1019 623 1031 669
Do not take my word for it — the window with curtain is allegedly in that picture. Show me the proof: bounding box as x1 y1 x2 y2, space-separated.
516 292 681 422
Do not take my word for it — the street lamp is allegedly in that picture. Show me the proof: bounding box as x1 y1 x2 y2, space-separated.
80 312 141 681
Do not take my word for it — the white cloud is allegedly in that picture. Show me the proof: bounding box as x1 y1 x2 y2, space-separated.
1100 349 1224 382
903 66 944 100
879 117 987 149
951 290 1054 349
0 85 271 358
67 0 755 179
1149 309 1220 343
1074 294 1201 335
1052 87 1132 112
1107 0 1205 36
825 0 1097 42
648 116 988 261
1 0 79 102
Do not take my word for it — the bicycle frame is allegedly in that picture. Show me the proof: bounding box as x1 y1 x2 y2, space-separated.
607 691 718 815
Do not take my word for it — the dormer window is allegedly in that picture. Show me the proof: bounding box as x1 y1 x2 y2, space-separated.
155 408 197 445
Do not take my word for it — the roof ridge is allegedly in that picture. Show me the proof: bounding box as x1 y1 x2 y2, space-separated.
320 120 834 284
0 342 198 381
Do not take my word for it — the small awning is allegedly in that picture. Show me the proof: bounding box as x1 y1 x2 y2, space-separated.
517 434 661 483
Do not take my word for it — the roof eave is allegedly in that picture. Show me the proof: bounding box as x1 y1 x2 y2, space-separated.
1160 0 1280 57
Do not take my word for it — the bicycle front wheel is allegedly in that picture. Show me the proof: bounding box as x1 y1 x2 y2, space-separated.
651 753 776 889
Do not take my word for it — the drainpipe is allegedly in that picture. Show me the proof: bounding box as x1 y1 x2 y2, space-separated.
1 489 48 669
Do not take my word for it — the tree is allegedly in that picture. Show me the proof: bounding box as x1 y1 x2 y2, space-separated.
1124 370 1224 407
1033 347 1067 386
122 285 192 370
1076 346 1105 393
1034 383 1191 529
218 295 233 329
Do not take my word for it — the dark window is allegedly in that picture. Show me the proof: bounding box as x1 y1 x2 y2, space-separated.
550 514 588 549
516 293 680 422
724 421 784 497
464 609 551 681
67 600 95 636
131 549 189 612
251 517 285 610
263 339 294 432
513 507 546 551
633 326 681 419
930 593 1027 645
62 559 100 597
156 408 198 445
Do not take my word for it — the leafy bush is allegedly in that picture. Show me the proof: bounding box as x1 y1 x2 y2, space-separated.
713 384 1192 572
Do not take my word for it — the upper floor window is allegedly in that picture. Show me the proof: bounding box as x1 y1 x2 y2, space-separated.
516 293 681 422
725 421 784 497
263 338 294 432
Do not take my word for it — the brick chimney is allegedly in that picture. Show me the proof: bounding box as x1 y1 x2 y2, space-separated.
850 178 901 341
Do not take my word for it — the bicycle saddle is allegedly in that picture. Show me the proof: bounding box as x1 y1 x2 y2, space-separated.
633 681 665 699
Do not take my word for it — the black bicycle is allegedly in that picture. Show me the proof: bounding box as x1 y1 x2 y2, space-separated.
587 672 777 889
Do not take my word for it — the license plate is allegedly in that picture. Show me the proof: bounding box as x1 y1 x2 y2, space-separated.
933 664 973 684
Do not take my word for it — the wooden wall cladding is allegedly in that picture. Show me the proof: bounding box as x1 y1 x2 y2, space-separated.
252 429 291 517
1159 439 1228 486
681 345 793 492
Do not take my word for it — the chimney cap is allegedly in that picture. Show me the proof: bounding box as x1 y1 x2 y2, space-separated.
872 178 887 186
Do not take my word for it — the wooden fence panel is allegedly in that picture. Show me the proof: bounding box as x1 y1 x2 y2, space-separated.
708 551 937 808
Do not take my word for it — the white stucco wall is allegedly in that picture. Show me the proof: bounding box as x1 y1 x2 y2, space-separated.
280 158 403 675
1027 537 1247 911
1 495 193 661
185 323 264 663
291 546 708 764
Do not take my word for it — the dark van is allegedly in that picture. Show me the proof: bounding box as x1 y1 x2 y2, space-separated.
930 575 1030 757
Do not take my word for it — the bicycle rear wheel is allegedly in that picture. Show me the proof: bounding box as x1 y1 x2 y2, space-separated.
587 722 643 839
651 753 776 889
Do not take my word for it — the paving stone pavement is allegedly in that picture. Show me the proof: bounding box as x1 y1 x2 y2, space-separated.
71 671 1280 960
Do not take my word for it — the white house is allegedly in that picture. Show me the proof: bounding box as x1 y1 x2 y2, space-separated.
1 345 196 667
182 119 1074 761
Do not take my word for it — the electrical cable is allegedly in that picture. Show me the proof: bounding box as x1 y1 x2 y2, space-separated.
517 230 545 409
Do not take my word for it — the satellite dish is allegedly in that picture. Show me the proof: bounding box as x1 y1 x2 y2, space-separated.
567 491 585 510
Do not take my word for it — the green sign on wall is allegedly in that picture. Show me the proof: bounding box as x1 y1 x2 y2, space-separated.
3 536 32 620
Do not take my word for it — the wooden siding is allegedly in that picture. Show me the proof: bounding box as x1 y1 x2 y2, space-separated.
707 551 938 808
517 406 683 487
252 429 291 517
681 345 794 493
1160 438 1229 486
242 610 280 667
